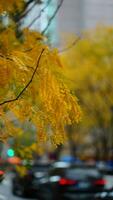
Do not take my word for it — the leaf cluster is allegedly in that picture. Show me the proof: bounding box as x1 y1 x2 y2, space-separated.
0 1 81 149
61 26 113 143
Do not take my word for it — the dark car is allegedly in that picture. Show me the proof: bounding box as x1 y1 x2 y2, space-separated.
37 162 107 200
95 188 113 200
0 168 4 182
12 162 51 197
0 160 6 183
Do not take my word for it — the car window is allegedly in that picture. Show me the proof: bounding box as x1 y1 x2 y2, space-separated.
31 165 50 173
65 168 101 179
49 168 65 176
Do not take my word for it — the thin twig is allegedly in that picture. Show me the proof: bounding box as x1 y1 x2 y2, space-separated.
0 49 44 106
28 0 52 28
0 54 36 73
59 36 81 53
14 0 34 22
18 2 37 22
41 0 64 35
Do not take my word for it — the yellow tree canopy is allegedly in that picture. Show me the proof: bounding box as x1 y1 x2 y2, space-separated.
61 26 113 136
0 0 24 13
0 1 81 149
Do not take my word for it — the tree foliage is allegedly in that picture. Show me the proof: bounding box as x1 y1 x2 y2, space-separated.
0 0 81 150
61 27 113 158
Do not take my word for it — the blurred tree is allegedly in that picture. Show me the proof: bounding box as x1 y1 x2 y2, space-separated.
61 27 113 160
0 0 81 154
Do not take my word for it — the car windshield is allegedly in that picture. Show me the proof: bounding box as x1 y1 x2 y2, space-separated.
31 164 50 173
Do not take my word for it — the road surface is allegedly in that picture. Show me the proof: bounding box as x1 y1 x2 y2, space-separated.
0 173 35 200
0 172 113 200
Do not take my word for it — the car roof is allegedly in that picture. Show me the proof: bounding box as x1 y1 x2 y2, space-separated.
51 161 71 168
51 162 98 170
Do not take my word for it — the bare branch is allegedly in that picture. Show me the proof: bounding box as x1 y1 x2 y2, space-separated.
0 49 44 106
12 0 34 22
41 0 64 35
28 0 52 28
24 0 35 10
18 2 37 22
59 36 81 53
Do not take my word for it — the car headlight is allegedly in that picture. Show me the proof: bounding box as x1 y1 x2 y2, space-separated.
49 176 60 182
34 172 45 178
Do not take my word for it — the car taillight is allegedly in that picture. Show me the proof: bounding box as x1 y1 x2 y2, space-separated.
59 178 78 186
0 170 4 175
94 179 107 186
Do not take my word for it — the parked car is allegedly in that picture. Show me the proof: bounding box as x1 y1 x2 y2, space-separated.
95 188 113 200
12 162 51 197
0 161 5 182
96 161 113 175
0 168 5 182
37 163 107 200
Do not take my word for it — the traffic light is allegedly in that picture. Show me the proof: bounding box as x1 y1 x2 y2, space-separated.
7 148 15 157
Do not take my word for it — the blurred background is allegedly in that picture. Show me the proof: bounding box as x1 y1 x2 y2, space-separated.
0 0 113 200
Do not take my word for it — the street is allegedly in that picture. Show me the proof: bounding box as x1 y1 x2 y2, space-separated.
0 173 35 200
0 172 113 200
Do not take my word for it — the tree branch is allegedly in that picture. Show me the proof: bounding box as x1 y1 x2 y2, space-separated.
28 0 52 28
18 1 37 22
0 54 39 75
15 0 34 21
0 49 44 106
59 36 81 53
41 0 64 35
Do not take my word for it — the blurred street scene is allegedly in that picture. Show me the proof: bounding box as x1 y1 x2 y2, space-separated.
0 0 113 199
